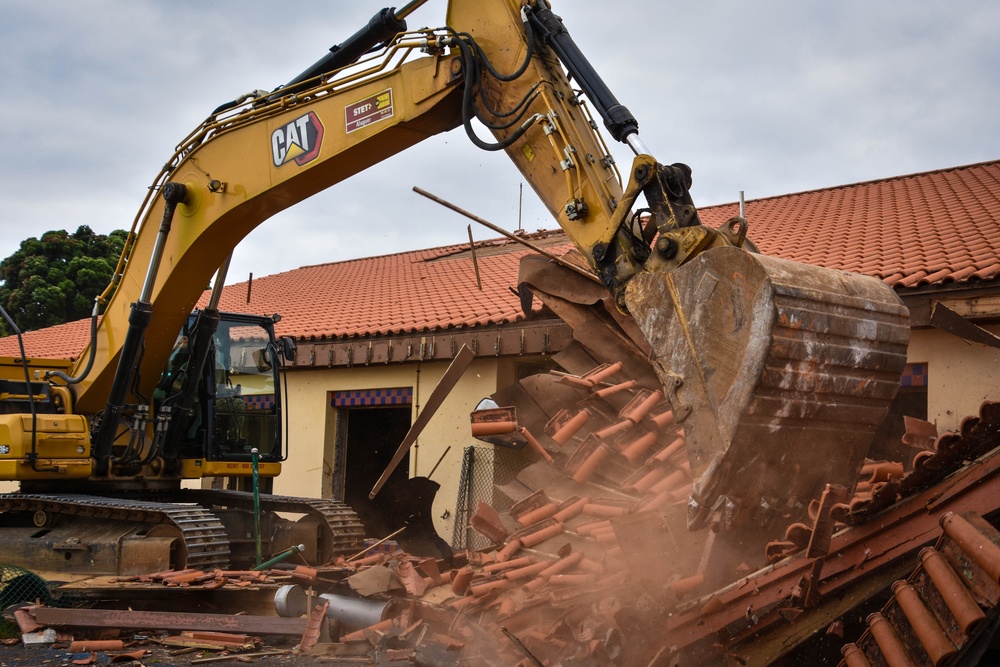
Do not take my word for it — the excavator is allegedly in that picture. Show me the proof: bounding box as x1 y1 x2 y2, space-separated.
0 0 909 574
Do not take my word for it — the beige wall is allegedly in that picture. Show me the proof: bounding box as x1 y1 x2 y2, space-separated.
907 324 1000 434
275 357 510 543
6 325 996 517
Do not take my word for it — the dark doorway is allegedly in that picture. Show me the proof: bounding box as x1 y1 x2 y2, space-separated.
341 406 411 539
869 387 929 463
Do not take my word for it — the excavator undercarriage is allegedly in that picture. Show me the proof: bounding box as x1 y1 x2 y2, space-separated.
0 490 364 575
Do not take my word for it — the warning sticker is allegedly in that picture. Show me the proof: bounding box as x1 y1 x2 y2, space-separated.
346 89 394 133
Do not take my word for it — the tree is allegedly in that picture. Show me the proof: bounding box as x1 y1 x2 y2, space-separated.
0 226 128 336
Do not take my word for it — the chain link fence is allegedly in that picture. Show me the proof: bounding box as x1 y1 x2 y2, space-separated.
0 563 63 638
450 445 533 551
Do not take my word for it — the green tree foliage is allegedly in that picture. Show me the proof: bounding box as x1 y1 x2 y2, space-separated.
0 226 128 335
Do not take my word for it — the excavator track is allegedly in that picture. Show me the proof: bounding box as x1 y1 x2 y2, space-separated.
0 493 231 570
180 489 366 562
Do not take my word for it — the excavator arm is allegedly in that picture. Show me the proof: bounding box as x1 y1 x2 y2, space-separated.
40 0 905 514
70 0 692 419
70 30 466 416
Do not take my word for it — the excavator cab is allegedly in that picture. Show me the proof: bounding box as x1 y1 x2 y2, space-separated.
155 311 287 472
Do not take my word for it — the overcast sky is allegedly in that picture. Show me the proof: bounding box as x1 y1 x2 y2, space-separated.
1 1 997 287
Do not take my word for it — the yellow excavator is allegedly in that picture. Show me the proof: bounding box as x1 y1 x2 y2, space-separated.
0 0 908 573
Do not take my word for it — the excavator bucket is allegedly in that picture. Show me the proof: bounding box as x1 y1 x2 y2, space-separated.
625 246 910 526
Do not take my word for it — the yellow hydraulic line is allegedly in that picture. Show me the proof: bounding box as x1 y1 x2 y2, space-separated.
540 114 578 203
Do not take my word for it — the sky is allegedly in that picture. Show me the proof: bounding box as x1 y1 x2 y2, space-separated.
0 0 997 288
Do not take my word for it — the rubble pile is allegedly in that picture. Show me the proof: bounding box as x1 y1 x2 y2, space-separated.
2 365 1000 667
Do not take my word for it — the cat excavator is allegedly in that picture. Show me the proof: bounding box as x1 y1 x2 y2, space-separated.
0 0 908 573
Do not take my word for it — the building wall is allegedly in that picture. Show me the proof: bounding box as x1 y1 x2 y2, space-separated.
907 324 1000 434
275 356 511 543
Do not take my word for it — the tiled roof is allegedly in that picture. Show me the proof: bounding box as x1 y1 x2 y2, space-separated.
697 160 1000 289
0 234 565 360
203 237 562 341
0 317 95 361
1 160 998 360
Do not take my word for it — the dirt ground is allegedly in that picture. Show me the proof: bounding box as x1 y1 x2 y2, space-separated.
0 642 339 667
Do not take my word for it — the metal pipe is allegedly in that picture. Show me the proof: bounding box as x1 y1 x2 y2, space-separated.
626 133 652 157
740 191 746 219
413 186 601 283
529 2 638 144
500 626 545 667
427 445 451 479
252 544 304 571
345 526 406 562
252 447 262 566
45 300 99 385
393 0 428 20
139 182 187 305
207 253 233 311
270 7 408 102
93 182 187 474
318 593 405 632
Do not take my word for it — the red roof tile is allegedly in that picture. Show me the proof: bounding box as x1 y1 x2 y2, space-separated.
697 160 1000 289
2 160 998 360
0 234 567 360
206 237 563 341
0 317 95 361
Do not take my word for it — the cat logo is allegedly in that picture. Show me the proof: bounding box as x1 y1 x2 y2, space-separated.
271 111 324 167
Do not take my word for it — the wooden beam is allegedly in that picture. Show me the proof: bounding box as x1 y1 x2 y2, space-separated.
931 302 1000 348
30 607 307 636
369 344 475 499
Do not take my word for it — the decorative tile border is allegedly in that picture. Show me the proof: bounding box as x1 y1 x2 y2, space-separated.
331 387 413 407
900 363 927 388
243 394 275 409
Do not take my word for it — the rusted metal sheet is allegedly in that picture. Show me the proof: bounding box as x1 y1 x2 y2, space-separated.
930 301 1000 349
370 344 475 499
626 246 910 527
517 253 661 389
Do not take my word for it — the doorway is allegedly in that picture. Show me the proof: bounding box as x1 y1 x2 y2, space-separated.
338 406 411 539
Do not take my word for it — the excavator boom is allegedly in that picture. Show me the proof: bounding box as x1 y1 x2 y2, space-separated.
445 0 910 512
0 0 909 569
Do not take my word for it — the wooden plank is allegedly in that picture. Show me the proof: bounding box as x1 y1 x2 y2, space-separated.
734 558 914 666
31 607 306 636
931 302 1000 348
369 344 475 499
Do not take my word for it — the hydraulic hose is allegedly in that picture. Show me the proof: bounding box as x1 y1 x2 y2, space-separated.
0 305 57 472
92 182 187 475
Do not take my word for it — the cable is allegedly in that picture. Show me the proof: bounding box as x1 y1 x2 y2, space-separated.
0 305 57 472
45 301 100 385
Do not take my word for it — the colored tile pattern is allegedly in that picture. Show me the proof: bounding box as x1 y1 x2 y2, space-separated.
331 387 413 407
243 394 275 410
900 363 928 388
